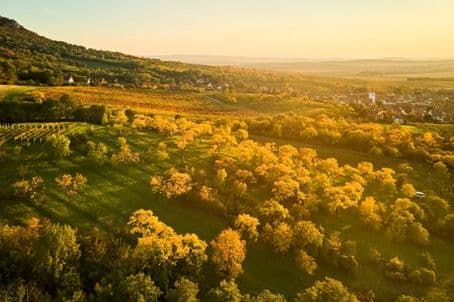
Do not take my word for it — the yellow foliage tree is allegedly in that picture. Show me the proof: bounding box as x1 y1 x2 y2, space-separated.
210 228 246 280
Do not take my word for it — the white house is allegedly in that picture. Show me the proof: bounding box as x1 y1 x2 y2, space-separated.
368 92 376 104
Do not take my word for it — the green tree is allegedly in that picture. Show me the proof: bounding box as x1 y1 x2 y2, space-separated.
48 134 71 158
33 224 81 297
247 289 287 302
87 141 108 166
120 273 162 302
165 277 199 302
208 280 242 302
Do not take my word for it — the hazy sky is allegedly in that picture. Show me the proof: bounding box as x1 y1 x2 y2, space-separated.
1 0 454 59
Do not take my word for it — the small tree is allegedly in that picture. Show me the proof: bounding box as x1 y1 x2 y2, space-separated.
111 137 140 165
400 183 417 198
87 141 108 166
210 228 246 280
12 176 46 203
294 277 358 302
165 277 199 302
55 173 87 201
233 214 260 241
208 280 242 302
150 168 193 199
119 273 161 302
262 222 294 254
47 134 71 158
295 249 318 275
358 197 385 230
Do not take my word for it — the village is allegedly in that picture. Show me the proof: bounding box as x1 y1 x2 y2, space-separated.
330 90 453 124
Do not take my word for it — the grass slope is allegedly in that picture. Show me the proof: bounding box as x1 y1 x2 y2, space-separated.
0 125 452 300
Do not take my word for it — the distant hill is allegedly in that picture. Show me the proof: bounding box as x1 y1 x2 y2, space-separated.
154 55 308 66
154 55 454 78
244 59 454 78
0 16 294 90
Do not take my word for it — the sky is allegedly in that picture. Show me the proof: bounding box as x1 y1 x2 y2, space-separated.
1 0 454 59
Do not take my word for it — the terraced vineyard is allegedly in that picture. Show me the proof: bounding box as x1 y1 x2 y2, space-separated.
0 122 77 145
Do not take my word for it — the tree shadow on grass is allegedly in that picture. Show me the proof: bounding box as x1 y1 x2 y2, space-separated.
46 190 112 232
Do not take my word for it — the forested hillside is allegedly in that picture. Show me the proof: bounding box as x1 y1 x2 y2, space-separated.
0 16 294 91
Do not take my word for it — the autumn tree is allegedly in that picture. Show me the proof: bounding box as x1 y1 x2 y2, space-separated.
385 198 429 245
293 220 324 255
247 289 287 302
129 210 207 288
234 214 260 241
0 218 42 284
373 168 397 194
12 176 46 203
199 185 215 202
258 199 289 225
210 228 246 280
55 173 87 201
272 175 301 202
422 195 449 226
128 209 174 238
262 222 294 254
358 197 385 230
111 137 140 165
87 141 108 166
157 142 170 161
295 249 317 275
400 183 417 198
208 280 242 302
47 134 71 158
150 168 193 199
294 277 358 302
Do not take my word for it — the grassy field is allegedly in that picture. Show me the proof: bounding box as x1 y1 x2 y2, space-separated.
0 124 452 300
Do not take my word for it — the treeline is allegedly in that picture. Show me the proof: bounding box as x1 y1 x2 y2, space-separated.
0 94 106 124
0 213 362 302
245 113 454 169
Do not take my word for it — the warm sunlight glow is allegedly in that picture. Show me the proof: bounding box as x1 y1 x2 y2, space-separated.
2 0 454 59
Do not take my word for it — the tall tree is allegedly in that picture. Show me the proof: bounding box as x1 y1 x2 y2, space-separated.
210 229 246 280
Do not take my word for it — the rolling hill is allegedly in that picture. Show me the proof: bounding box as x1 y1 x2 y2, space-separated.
0 16 294 90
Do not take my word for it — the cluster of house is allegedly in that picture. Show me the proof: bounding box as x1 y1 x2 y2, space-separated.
64 76 118 87
334 91 451 123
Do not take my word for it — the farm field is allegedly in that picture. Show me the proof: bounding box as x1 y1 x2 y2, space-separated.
0 85 340 117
